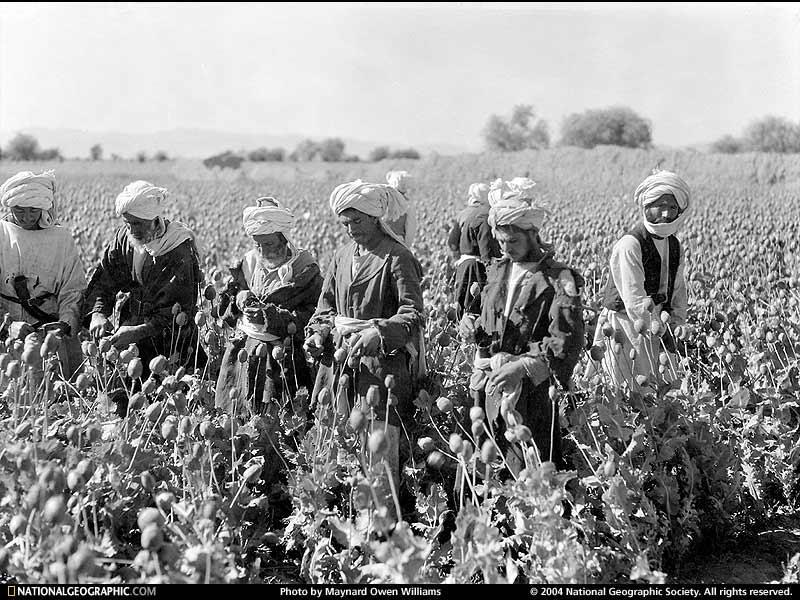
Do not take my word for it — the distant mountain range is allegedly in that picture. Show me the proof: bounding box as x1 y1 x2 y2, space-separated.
0 127 474 160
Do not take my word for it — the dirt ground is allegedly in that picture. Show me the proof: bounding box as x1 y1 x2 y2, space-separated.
672 514 800 584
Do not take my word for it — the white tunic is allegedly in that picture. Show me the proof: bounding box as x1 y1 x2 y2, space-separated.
588 233 688 392
0 220 85 334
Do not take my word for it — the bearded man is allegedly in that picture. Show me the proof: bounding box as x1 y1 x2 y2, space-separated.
84 180 202 372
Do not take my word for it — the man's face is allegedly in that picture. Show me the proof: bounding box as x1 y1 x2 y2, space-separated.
338 208 381 245
495 226 540 262
11 207 42 230
252 233 288 266
644 193 680 224
122 213 159 243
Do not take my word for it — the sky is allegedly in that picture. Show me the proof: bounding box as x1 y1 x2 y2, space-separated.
1 2 799 152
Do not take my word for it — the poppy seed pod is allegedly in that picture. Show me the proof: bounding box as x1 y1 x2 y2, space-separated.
171 303 181 316
175 312 188 327
480 440 497 463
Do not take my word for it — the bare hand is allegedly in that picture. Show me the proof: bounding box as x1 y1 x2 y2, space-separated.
109 325 145 349
349 327 381 359
304 333 325 360
243 307 264 324
89 313 109 339
486 360 525 395
459 314 476 342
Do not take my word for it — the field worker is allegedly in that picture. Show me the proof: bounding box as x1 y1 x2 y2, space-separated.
84 180 202 376
384 170 417 246
0 170 85 375
459 177 584 476
447 182 501 316
305 179 425 480
589 170 690 392
214 197 323 413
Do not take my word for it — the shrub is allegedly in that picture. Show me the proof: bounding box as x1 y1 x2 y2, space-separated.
743 116 800 154
560 106 652 149
482 105 550 152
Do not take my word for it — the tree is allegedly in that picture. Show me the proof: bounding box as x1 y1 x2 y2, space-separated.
5 133 41 161
743 116 800 153
318 138 346 162
710 135 743 154
390 148 421 159
559 106 652 149
482 105 550 152
248 147 285 162
289 139 319 162
90 144 103 161
37 148 63 161
136 151 148 163
368 146 390 162
203 151 244 170
154 150 169 162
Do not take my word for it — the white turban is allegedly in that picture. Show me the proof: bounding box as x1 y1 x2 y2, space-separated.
467 182 489 206
1 170 58 228
242 197 295 236
386 170 411 194
115 180 167 220
634 170 691 237
329 180 408 244
487 177 547 231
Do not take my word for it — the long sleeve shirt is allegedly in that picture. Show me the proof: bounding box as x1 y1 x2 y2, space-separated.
0 220 85 334
610 234 688 327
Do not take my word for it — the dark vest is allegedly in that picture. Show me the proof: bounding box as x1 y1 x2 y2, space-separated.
603 224 680 314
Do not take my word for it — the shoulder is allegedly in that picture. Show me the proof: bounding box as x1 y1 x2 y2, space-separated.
542 259 583 296
615 234 643 256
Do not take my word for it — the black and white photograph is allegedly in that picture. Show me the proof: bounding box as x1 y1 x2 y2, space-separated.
0 1 799 589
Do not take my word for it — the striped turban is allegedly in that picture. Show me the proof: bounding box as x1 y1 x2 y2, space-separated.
467 182 489 206
1 170 58 228
115 180 167 220
487 177 547 231
242 197 295 236
634 170 691 237
386 170 411 194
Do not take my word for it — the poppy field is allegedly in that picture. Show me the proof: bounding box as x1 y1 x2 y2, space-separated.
0 147 798 584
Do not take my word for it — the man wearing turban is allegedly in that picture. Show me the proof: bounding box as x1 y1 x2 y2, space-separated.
84 180 202 380
447 181 501 316
0 170 85 374
590 170 691 392
459 177 584 475
384 170 417 246
305 179 425 483
214 197 323 413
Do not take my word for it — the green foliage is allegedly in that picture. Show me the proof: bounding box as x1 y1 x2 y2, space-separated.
90 144 103 161
560 106 652 149
483 105 550 152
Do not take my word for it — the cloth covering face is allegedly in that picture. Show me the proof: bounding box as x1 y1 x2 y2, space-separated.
634 170 691 237
115 180 167 220
0 170 58 228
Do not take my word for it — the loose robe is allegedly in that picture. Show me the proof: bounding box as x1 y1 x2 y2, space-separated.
215 248 323 412
84 222 202 373
307 235 424 426
447 205 501 315
473 255 584 473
